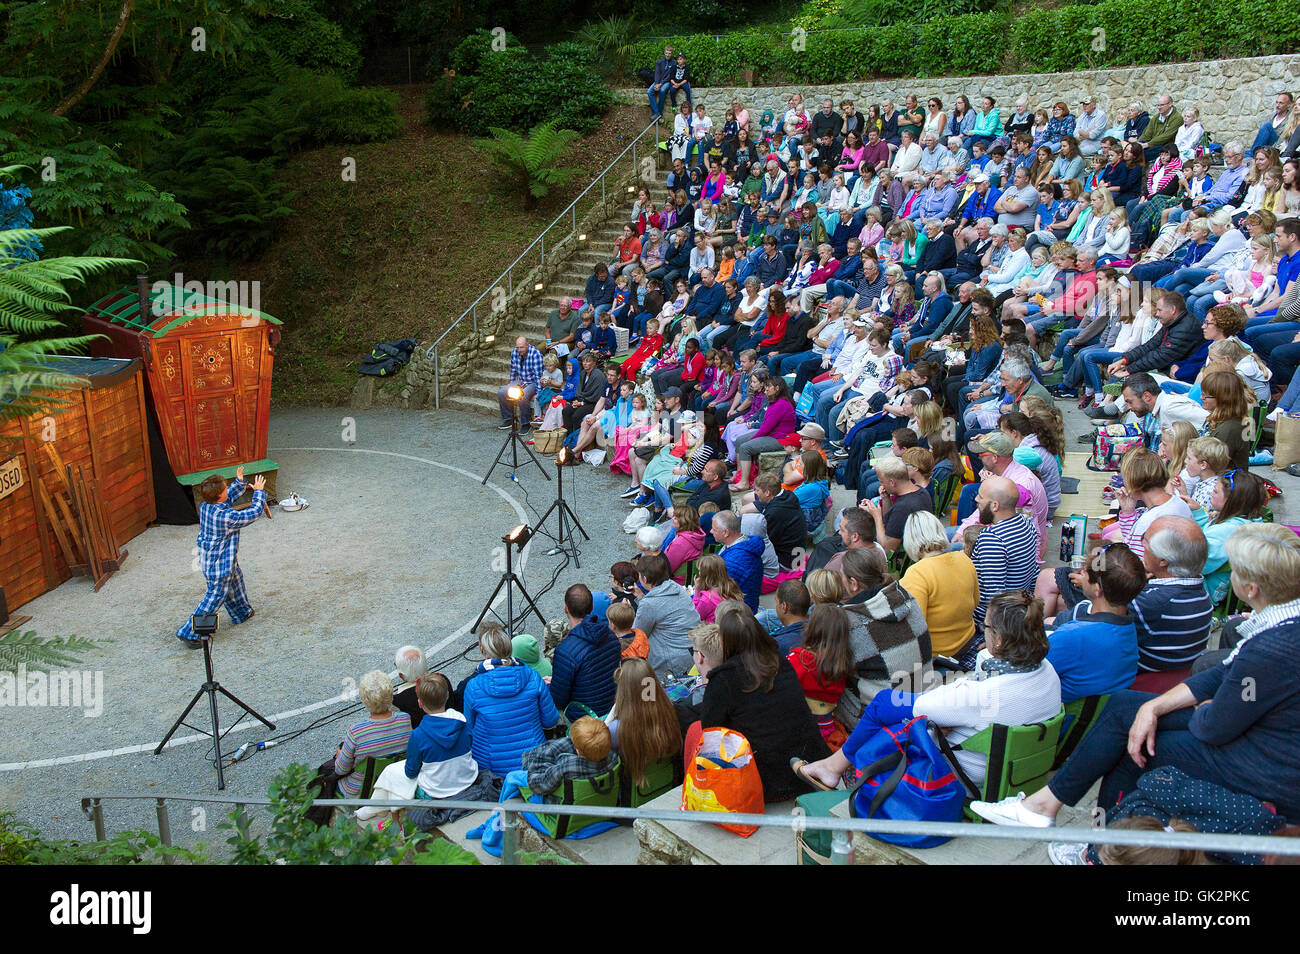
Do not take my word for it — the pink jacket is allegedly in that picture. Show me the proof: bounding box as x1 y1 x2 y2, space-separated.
665 528 706 574
692 587 726 623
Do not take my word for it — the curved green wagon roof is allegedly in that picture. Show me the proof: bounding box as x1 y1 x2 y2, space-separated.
84 284 281 337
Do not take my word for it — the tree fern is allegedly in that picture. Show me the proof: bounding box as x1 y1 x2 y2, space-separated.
474 122 583 210
0 631 98 672
0 226 139 421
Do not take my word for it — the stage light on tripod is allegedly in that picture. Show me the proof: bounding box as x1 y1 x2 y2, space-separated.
556 447 571 466
506 384 524 402
504 524 532 546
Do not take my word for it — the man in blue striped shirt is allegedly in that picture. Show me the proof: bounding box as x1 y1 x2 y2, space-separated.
1131 516 1212 671
969 475 1041 631
499 336 544 433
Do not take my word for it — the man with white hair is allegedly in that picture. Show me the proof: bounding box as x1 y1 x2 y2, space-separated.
1169 141 1247 221
910 170 960 230
917 132 952 175
393 645 428 728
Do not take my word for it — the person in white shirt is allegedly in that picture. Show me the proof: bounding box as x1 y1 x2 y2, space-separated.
794 589 1061 792
1120 372 1208 431
891 129 922 175
1175 106 1205 161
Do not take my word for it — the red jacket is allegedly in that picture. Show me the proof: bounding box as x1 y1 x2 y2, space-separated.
759 311 790 347
680 351 707 382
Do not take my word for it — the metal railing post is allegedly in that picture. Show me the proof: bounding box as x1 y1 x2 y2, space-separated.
433 350 440 410
501 808 519 865
540 235 545 267
472 301 478 335
155 798 173 863
84 797 106 842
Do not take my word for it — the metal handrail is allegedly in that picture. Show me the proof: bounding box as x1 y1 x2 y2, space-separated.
79 790 1300 865
426 117 662 408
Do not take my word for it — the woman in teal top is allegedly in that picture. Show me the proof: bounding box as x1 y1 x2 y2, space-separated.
1177 469 1268 603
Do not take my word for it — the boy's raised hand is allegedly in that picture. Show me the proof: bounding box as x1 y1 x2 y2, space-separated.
251 474 266 491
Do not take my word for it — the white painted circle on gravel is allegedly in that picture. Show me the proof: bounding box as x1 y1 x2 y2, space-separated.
0 447 533 773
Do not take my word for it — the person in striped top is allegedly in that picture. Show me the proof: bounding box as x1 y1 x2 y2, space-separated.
333 670 412 799
969 476 1042 634
1130 516 1213 672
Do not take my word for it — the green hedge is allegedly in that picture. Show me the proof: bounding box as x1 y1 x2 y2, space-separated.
427 34 612 136
624 0 1300 87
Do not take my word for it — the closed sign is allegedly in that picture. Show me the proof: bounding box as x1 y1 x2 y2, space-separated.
0 456 23 502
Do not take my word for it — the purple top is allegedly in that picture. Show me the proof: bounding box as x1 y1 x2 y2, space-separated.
754 397 797 440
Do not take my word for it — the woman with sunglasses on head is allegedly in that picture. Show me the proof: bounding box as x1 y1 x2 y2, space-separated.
794 590 1060 795
1198 369 1253 470
1174 468 1269 604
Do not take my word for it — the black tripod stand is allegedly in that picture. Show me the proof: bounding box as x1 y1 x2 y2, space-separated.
473 526 546 635
482 392 549 485
155 619 275 790
535 448 589 565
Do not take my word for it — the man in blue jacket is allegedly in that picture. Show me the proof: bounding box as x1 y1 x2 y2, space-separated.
683 267 725 328
550 584 621 722
712 510 766 611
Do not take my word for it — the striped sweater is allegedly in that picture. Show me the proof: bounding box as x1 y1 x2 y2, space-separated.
970 514 1041 628
334 712 412 798
1130 576 1213 672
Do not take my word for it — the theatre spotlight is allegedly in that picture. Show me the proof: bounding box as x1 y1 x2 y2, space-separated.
504 523 533 546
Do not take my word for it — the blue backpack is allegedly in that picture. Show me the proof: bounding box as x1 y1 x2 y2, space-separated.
844 716 967 848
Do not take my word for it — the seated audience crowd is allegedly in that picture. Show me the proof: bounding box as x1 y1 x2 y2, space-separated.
379 80 1300 862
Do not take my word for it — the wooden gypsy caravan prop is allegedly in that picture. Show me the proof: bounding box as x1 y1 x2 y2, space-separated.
0 356 155 614
82 279 282 506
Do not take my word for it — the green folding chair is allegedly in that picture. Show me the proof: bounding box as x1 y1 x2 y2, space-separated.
937 709 1065 820
518 758 622 838
618 755 684 809
358 751 407 800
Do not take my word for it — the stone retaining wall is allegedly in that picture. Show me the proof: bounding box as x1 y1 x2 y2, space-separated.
617 53 1300 147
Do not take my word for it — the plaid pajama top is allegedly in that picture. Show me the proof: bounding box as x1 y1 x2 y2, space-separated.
195 478 266 579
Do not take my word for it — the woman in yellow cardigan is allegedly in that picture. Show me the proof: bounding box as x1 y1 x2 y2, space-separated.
898 510 980 660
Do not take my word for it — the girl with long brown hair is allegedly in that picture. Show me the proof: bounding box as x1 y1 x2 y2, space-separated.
607 658 683 787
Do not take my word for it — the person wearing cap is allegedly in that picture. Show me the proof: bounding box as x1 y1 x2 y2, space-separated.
955 431 1049 564
512 634 552 680
1075 96 1109 157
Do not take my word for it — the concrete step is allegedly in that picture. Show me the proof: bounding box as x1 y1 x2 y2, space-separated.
441 392 499 416
435 811 500 865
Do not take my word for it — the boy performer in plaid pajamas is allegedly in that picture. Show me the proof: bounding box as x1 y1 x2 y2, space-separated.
176 466 268 646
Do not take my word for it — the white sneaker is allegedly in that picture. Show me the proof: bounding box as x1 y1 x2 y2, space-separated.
1267 407 1281 423
968 793 1055 828
1048 841 1089 865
